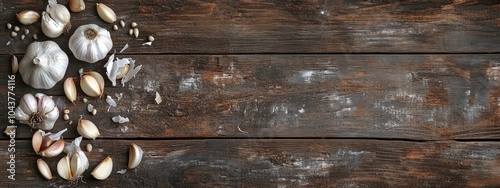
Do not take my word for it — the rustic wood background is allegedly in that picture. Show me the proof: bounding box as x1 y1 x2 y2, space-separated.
1 0 500 187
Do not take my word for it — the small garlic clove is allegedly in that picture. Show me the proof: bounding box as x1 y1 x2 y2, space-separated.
96 3 116 23
86 144 92 152
64 78 77 104
128 28 133 36
115 64 129 79
91 156 113 180
40 139 65 157
37 158 53 180
63 114 69 120
32 130 43 154
77 118 101 139
6 23 12 29
131 22 137 28
120 20 125 28
69 0 86 12
128 143 143 169
70 152 82 177
11 54 18 74
80 75 101 97
133 28 139 38
85 71 105 96
113 24 118 30
17 10 40 25
57 156 72 180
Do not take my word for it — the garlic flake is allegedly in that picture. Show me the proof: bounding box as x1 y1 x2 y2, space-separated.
41 0 71 38
69 24 112 63
15 93 59 130
19 41 68 89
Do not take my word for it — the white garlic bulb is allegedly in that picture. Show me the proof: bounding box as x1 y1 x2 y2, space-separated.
19 41 68 89
41 0 71 38
15 93 60 130
69 24 112 63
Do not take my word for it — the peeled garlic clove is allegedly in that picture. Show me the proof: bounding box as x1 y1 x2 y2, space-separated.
91 156 113 180
77 118 101 139
39 139 65 157
11 55 18 74
85 71 105 95
37 158 53 180
128 143 143 169
17 10 40 25
80 75 101 97
57 156 72 180
69 0 85 12
115 64 129 79
64 78 77 104
96 3 116 23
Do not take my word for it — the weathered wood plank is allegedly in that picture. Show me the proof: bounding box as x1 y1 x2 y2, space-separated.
2 54 500 140
0 139 499 187
1 0 500 54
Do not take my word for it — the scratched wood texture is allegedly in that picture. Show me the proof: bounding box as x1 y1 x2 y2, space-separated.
1 0 500 187
1 139 500 187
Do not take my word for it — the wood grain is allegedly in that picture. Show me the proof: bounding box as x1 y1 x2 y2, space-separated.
2 54 500 140
1 0 500 54
0 139 499 187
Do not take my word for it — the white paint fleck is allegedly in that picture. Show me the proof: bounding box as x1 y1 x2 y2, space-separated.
144 80 160 93
299 70 335 83
179 73 201 91
298 108 305 113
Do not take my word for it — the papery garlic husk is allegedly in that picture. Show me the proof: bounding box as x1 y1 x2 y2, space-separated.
69 24 112 63
69 0 85 12
59 136 89 181
91 156 113 180
77 118 101 139
41 0 71 38
80 72 104 97
104 54 142 87
96 3 116 23
37 158 53 180
128 143 143 169
19 41 69 89
17 10 40 25
64 78 77 104
32 128 67 157
15 93 60 130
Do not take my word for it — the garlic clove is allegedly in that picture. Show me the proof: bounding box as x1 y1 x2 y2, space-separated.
115 64 129 79
91 156 113 180
39 139 65 157
37 158 53 180
77 118 101 139
11 55 18 74
63 78 77 104
57 156 72 180
96 3 116 23
80 75 102 97
70 152 82 177
36 93 56 115
85 71 105 96
32 130 43 153
128 143 143 169
17 10 40 25
69 0 85 12
19 93 37 115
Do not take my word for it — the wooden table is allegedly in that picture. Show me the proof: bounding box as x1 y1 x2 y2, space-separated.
1 0 500 187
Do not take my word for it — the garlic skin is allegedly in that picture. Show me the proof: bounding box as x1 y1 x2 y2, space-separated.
17 10 40 25
15 93 59 130
69 24 112 63
41 0 71 38
19 41 68 89
59 136 89 181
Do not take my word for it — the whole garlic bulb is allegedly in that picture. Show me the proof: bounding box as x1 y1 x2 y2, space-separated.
41 0 71 38
15 93 60 130
19 41 68 89
69 24 112 63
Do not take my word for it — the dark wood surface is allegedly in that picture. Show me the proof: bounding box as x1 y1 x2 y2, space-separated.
1 0 500 187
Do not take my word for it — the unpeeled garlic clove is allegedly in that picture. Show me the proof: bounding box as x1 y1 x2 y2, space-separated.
128 143 143 169
80 75 101 97
64 78 77 104
39 139 65 157
57 156 72 180
17 10 40 25
77 118 100 139
85 71 105 95
32 128 67 157
96 3 116 23
69 0 85 12
37 158 53 180
91 156 113 180
11 55 18 74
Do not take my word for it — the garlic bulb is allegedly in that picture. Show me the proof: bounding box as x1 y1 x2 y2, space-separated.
32 128 67 157
19 41 68 89
69 24 112 63
15 93 59 130
59 136 88 181
41 0 71 38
